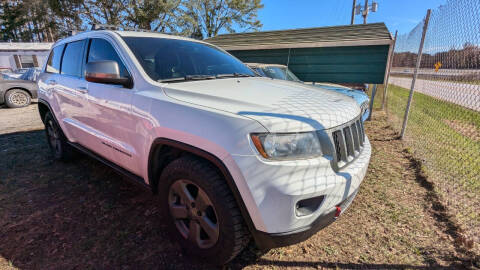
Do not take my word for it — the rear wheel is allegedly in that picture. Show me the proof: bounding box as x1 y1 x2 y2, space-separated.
159 156 250 265
44 112 76 161
5 89 31 108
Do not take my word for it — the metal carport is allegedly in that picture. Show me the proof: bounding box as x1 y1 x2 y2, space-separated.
206 23 393 84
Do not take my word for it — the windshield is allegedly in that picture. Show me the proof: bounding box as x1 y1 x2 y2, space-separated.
122 36 255 82
261 66 301 82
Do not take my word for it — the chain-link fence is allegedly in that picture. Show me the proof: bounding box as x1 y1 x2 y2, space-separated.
385 0 480 257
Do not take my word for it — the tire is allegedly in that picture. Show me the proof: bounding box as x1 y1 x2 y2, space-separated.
5 89 31 108
44 111 76 161
159 156 250 265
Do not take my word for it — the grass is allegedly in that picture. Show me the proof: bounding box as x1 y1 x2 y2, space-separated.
0 107 479 268
385 84 480 247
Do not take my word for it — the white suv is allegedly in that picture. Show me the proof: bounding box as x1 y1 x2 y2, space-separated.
37 29 371 264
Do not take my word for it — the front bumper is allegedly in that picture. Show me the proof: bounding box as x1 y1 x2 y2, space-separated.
254 209 337 249
230 136 371 247
253 188 359 249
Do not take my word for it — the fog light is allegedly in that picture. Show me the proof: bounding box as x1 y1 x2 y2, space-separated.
295 195 324 216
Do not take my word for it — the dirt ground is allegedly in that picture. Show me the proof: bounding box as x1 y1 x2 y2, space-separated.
0 105 478 269
0 102 44 135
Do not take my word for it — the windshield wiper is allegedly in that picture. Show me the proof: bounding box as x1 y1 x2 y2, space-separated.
216 73 254 79
186 74 216 80
158 74 216 83
158 77 188 83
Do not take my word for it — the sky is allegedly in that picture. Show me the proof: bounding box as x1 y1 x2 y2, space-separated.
254 0 447 35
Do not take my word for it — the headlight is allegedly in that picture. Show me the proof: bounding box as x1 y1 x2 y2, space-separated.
250 132 322 160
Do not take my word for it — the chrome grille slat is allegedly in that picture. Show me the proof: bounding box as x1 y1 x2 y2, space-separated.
356 120 364 145
351 123 360 151
329 115 365 170
332 130 348 163
343 126 354 158
339 130 348 162
332 131 342 162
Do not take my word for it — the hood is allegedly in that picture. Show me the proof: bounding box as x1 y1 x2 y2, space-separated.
163 77 361 132
314 84 369 105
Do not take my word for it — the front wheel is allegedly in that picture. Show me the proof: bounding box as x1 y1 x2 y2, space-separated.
159 156 250 265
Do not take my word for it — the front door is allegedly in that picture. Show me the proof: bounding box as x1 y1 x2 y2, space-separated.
84 38 140 175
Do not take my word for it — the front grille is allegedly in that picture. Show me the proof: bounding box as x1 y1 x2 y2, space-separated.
330 116 365 169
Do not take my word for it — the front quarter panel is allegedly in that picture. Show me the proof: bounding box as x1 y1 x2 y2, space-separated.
130 88 269 231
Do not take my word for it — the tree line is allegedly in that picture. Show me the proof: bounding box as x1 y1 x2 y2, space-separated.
0 0 263 42
393 43 480 69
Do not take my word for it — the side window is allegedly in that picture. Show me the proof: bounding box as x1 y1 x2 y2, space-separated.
61 40 86 77
87 39 129 78
46 44 65 74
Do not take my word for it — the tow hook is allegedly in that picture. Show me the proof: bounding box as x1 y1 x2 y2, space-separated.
334 206 342 219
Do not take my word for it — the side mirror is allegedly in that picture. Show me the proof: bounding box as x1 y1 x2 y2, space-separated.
85 60 132 88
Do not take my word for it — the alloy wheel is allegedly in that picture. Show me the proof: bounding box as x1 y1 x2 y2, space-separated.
168 179 220 249
46 120 62 155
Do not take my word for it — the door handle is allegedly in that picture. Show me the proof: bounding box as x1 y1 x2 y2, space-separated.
76 87 88 94
47 80 57 85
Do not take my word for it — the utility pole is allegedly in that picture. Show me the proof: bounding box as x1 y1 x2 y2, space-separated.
353 1 378 25
363 0 369 24
350 0 356 25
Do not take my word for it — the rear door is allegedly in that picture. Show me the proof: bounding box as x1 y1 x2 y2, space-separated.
53 40 93 146
84 38 139 175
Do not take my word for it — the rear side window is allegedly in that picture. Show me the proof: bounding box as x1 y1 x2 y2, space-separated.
61 40 86 77
45 44 65 73
87 39 129 78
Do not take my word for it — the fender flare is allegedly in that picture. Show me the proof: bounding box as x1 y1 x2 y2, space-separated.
38 98 56 124
147 137 259 240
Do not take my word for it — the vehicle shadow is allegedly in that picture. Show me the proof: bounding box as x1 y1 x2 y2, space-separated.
0 130 470 269
0 130 215 269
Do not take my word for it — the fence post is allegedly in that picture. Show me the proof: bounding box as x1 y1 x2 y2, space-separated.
382 30 398 111
367 84 377 121
400 9 431 139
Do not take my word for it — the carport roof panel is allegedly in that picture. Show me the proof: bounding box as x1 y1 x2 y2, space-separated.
206 23 393 50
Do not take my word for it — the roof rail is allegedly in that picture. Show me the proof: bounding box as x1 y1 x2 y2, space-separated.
91 24 153 32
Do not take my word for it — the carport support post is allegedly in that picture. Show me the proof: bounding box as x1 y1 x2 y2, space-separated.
400 9 431 139
367 84 377 121
382 30 398 111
